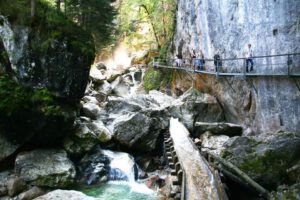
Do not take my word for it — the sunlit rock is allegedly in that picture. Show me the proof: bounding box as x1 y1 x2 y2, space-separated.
199 131 230 156
82 102 102 120
33 190 103 200
15 149 76 188
17 186 46 200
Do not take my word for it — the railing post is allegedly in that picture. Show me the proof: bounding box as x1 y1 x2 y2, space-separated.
243 59 246 76
287 54 291 76
153 57 155 68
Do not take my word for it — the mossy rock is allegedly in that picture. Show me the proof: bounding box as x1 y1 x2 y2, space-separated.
270 184 300 200
222 132 300 189
0 75 77 162
143 68 162 92
0 0 95 99
143 67 173 92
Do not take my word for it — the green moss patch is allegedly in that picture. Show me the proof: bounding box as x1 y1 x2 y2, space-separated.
143 67 173 92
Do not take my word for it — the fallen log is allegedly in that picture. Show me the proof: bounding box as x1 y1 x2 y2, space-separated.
208 152 269 198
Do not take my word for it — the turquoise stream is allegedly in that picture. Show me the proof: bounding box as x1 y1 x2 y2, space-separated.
81 181 156 200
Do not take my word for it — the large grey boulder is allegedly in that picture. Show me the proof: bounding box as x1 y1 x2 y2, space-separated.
111 76 131 97
15 149 76 188
222 131 300 188
113 112 168 152
33 190 103 200
169 88 224 132
82 102 102 120
64 117 112 156
103 93 170 152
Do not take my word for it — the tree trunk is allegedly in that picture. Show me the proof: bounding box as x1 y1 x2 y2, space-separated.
139 4 161 49
31 0 36 21
56 0 61 11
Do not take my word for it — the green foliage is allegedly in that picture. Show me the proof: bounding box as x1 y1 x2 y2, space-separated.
143 68 162 92
0 75 60 117
64 0 117 50
143 67 173 92
118 0 176 52
0 0 95 59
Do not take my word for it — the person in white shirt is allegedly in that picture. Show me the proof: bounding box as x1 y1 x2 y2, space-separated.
175 54 183 67
246 44 254 72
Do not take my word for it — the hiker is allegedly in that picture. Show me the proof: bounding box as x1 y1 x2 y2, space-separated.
191 49 197 69
175 54 183 67
245 43 254 72
213 52 222 72
199 50 205 70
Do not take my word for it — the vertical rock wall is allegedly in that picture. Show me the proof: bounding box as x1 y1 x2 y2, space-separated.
173 0 300 133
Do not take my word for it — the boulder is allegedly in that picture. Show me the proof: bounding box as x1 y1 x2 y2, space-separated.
113 111 168 152
33 190 103 200
64 118 112 156
95 62 107 71
82 96 99 105
0 171 13 196
82 103 102 120
200 132 230 155
87 121 112 142
15 149 76 188
169 88 224 132
0 132 20 162
63 118 99 156
17 186 46 200
7 177 27 197
194 122 243 137
222 131 300 188
270 184 300 200
77 152 110 185
110 77 131 97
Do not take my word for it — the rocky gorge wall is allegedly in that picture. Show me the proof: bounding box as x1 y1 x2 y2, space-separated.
173 0 300 133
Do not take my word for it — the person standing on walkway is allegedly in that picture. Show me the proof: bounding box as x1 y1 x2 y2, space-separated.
246 44 254 72
191 49 197 69
175 54 183 67
214 51 222 72
199 50 205 70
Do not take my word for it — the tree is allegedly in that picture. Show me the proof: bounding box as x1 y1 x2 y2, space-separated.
65 0 117 50
31 0 36 20
118 0 176 53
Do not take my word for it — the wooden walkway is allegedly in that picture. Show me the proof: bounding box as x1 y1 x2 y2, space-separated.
168 118 228 200
153 53 300 77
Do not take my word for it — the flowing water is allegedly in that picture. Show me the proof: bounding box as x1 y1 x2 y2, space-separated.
79 149 156 200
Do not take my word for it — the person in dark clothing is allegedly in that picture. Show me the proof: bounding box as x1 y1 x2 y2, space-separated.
191 49 197 69
214 53 222 72
199 50 205 70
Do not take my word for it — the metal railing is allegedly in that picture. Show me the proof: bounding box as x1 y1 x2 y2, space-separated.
152 53 300 77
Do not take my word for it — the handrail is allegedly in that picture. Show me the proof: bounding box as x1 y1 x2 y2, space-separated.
152 52 300 77
154 52 300 62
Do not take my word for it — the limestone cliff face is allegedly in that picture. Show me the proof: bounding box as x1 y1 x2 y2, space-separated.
173 0 300 133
